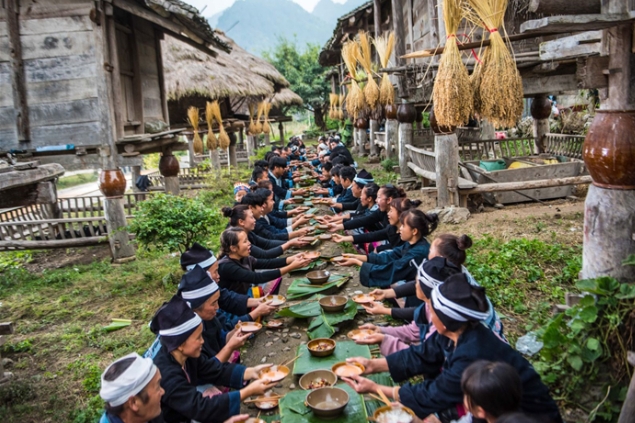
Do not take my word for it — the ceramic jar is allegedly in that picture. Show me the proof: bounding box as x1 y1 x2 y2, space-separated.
159 154 180 177
99 169 126 198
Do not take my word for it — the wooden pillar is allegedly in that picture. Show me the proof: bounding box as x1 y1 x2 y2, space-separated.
480 119 495 140
210 148 220 170
434 133 460 207
373 0 382 61
186 134 195 167
278 122 285 144
358 128 368 157
369 119 379 156
264 133 271 146
160 152 180 196
99 169 135 262
228 132 238 170
397 102 415 179
385 119 398 159
131 165 141 192
582 8 635 282
246 133 255 166
7 0 30 142
531 96 551 153
391 0 408 98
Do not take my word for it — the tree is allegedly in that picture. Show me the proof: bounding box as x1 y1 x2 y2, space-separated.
263 37 331 130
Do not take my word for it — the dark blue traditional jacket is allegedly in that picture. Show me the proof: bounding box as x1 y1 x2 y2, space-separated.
359 238 430 287
386 324 562 422
153 345 245 423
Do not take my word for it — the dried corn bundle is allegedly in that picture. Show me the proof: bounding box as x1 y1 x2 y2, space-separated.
342 40 365 119
248 103 257 134
464 0 523 127
374 32 395 106
187 106 203 154
263 101 272 134
358 31 379 109
210 101 230 149
255 102 264 134
205 102 218 150
432 0 472 128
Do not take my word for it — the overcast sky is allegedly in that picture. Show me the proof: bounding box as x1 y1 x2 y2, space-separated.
184 0 348 17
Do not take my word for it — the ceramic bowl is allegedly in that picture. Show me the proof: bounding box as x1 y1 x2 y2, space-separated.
298 369 338 390
319 295 347 312
307 338 336 357
305 387 349 418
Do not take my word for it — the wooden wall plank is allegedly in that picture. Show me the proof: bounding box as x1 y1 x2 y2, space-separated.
0 107 17 130
19 4 93 20
0 128 19 146
27 77 98 105
29 121 101 147
20 30 94 60
23 54 96 82
142 76 161 99
28 97 99 127
19 16 92 35
0 85 14 107
143 97 163 119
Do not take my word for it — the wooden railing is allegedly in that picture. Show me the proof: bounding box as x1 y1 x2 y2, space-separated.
58 193 151 218
543 134 584 160
458 138 536 161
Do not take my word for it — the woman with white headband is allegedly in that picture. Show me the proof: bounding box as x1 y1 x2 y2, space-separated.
342 274 562 423
150 296 275 423
330 169 373 212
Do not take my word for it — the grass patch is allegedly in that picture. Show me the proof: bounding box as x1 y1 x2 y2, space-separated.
56 172 98 190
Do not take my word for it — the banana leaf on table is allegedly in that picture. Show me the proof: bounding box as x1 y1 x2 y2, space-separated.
285 274 350 300
289 260 325 273
363 373 397 416
292 341 371 375
306 299 358 339
279 382 368 423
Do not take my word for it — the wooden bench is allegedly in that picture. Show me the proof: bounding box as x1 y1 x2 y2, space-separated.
0 322 14 385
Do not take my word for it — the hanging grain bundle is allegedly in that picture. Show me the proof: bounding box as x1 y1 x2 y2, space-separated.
255 102 264 134
210 101 230 150
187 106 203 154
432 0 472 128
329 93 337 120
248 103 257 134
464 0 523 127
337 94 345 120
342 40 365 119
374 32 395 106
263 101 272 134
357 31 379 109
205 102 218 150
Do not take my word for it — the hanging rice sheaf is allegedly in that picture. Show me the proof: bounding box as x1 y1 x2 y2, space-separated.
255 102 264 134
342 40 364 119
205 102 218 150
187 106 203 155
374 31 395 106
329 93 337 120
357 31 379 109
465 0 523 127
210 101 230 149
248 103 257 134
338 94 345 120
263 101 272 134
432 0 472 128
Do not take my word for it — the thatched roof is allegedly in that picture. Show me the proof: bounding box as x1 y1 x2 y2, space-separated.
271 88 303 108
163 31 293 101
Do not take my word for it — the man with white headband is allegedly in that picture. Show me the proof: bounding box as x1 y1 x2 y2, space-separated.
99 353 163 423
332 169 373 212
341 274 563 423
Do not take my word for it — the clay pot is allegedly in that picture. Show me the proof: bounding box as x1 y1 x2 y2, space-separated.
397 102 416 124
583 110 635 189
530 97 552 120
159 154 180 177
385 104 398 120
429 108 456 135
415 106 424 123
231 120 245 130
99 169 126 198
356 118 369 130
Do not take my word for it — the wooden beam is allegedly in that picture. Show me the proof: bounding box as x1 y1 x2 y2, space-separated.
0 323 14 335
0 181 57 209
521 12 635 34
6 0 30 142
0 163 65 191
460 175 592 194
539 31 602 60
577 55 609 89
0 237 109 250
529 0 600 15
391 0 408 97
522 74 578 96
373 0 381 63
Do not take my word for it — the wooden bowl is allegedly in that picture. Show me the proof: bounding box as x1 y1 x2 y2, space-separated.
352 293 375 304
235 322 262 333
331 362 365 378
307 338 336 357
307 270 330 285
319 295 347 312
305 387 349 418
265 319 284 328
293 197 305 203
253 394 279 411
298 369 338 390
331 256 345 263
300 236 316 243
236 418 267 423
258 365 290 382
372 405 416 423
317 224 330 230
305 213 316 218
262 294 286 306
319 234 332 241
303 251 321 260
347 329 375 341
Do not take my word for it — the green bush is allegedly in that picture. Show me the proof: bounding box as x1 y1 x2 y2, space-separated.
128 194 222 253
381 158 398 173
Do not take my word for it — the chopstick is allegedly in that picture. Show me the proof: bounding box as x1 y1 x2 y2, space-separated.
244 395 283 404
375 387 392 407
368 393 386 403
280 353 303 368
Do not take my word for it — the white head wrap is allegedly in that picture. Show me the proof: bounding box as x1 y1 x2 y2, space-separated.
416 259 444 289
100 353 158 407
431 285 490 322
185 254 217 271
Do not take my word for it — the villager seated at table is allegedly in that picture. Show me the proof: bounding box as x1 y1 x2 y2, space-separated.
150 296 274 423
217 227 313 296
342 275 562 423
338 208 437 287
